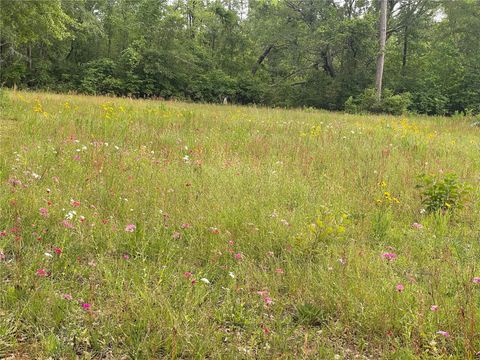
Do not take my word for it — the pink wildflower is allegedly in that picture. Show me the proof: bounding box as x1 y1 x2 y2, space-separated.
184 272 193 278
275 268 284 274
412 222 423 229
81 303 91 310
53 247 62 255
172 231 181 239
125 224 136 232
39 207 48 217
256 290 269 297
436 330 449 338
36 268 48 277
181 223 191 229
430 305 439 311
0 251 5 261
62 220 74 229
123 254 129 260
396 284 404 292
63 293 73 301
382 252 397 261
264 297 273 305
472 277 480 284
234 253 243 260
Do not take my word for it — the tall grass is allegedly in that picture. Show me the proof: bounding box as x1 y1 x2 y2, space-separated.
1 91 479 359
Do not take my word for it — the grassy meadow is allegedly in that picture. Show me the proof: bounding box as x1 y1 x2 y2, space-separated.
1 91 480 359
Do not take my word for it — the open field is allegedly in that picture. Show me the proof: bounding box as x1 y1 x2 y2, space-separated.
1 91 480 359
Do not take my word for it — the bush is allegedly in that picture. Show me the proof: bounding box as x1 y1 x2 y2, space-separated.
79 59 123 96
410 91 448 115
345 88 411 115
416 173 470 214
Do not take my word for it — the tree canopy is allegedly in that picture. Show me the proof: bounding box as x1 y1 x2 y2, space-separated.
1 0 479 115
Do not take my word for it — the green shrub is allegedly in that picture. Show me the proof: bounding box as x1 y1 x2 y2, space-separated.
416 173 470 213
345 88 411 115
79 59 122 95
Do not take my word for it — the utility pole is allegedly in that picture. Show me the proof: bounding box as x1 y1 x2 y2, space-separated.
375 0 387 100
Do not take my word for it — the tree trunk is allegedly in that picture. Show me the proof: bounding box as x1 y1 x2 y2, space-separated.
28 44 32 70
252 44 274 75
402 25 408 74
375 0 387 100
321 49 335 78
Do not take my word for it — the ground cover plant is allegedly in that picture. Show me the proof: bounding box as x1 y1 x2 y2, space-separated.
1 91 480 359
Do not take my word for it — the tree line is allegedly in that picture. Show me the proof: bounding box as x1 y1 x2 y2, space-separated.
1 0 479 115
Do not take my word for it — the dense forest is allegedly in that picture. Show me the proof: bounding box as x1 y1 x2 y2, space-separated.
1 0 479 115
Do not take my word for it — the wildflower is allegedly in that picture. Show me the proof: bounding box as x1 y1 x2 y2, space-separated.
125 224 136 232
181 223 191 229
280 219 290 226
264 297 273 305
412 222 423 229
81 303 91 310
36 268 48 277
62 220 74 229
257 290 269 297
184 271 193 278
430 305 439 311
200 278 210 284
63 293 73 301
275 268 284 274
472 277 480 284
123 254 129 260
210 227 220 234
65 210 76 220
70 199 81 207
382 252 397 261
53 247 62 255
396 284 404 292
338 258 346 265
234 253 243 260
39 207 48 217
436 330 449 338
261 324 270 334
0 252 5 261
172 231 181 239
228 272 235 278
44 252 53 258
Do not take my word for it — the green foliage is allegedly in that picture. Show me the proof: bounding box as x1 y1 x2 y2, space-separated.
293 303 329 327
416 173 471 213
79 59 122 95
0 88 9 110
1 0 480 113
345 88 411 115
